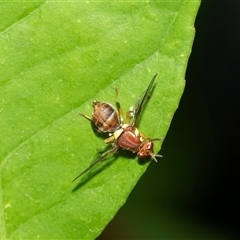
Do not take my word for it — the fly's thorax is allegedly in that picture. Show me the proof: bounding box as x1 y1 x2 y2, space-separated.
116 126 142 152
122 124 140 137
92 101 120 132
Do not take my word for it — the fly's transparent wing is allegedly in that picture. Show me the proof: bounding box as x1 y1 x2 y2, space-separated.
131 73 158 126
72 145 119 182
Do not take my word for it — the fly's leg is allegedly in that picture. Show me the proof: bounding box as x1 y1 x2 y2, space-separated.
125 110 131 124
149 137 163 142
79 112 92 121
140 132 163 142
104 135 115 144
115 87 124 124
126 107 137 124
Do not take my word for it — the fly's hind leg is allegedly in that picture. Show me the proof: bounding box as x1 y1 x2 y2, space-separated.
79 112 92 122
115 86 124 124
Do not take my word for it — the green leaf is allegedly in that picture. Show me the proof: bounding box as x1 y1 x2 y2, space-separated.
0 1 200 239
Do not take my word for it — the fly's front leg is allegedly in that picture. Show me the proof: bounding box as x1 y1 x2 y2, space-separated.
149 137 163 142
139 132 148 141
140 132 163 142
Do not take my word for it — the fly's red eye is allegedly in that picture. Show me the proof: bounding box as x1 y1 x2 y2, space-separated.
144 141 154 150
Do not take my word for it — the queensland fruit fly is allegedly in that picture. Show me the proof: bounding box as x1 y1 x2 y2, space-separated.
73 73 162 182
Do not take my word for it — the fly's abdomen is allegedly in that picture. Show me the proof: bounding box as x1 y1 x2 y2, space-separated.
92 101 120 132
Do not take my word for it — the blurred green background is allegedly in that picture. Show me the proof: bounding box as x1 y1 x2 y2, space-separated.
98 1 240 239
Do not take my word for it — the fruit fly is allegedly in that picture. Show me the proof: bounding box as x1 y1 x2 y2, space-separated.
73 73 162 182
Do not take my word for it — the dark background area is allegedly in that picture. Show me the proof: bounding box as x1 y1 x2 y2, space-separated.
99 1 240 239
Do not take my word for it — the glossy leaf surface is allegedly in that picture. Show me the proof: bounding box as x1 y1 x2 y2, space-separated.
0 1 200 238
